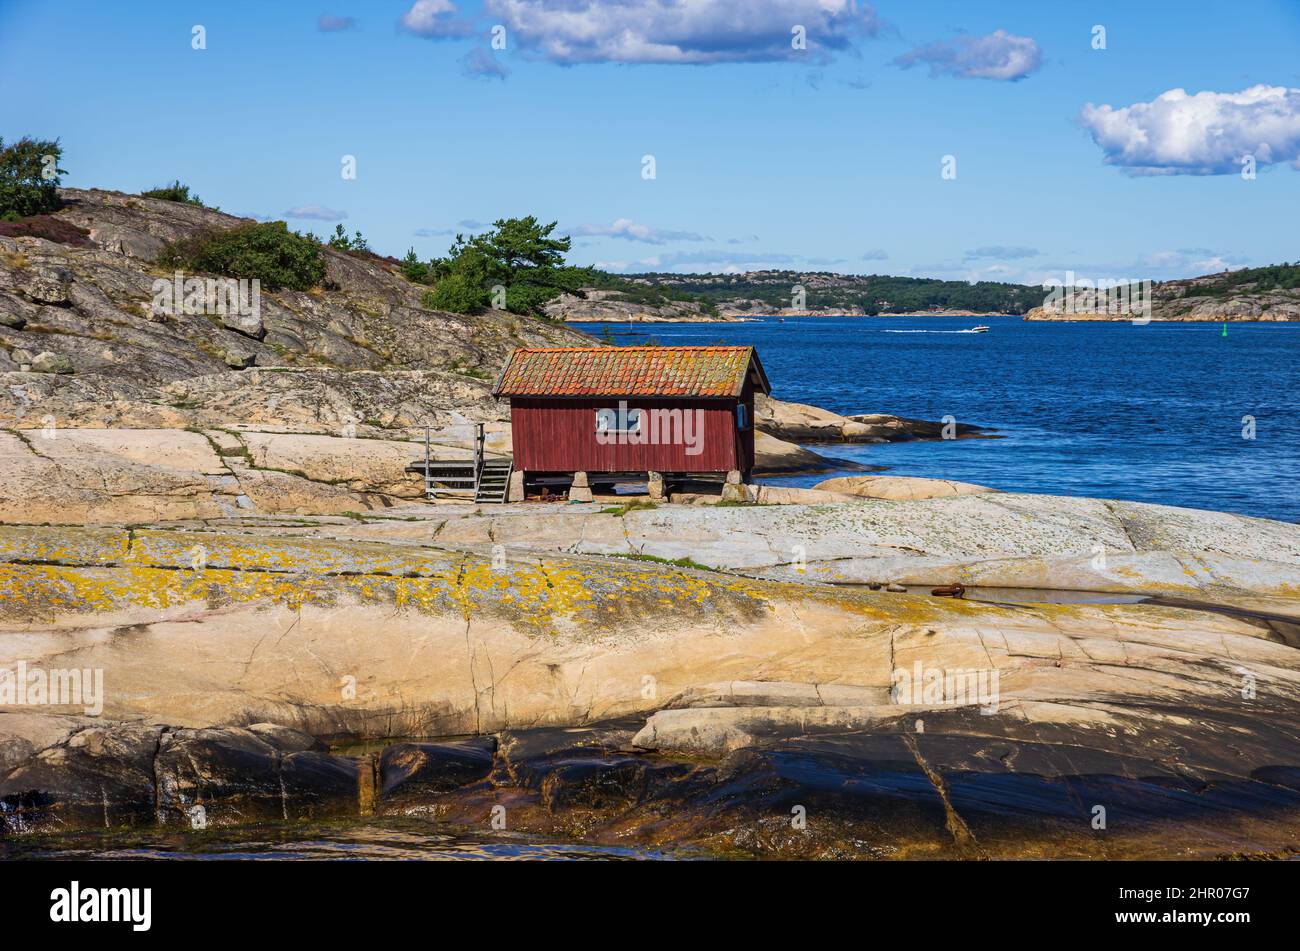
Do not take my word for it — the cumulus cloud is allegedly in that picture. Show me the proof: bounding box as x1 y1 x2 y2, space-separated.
282 204 347 221
462 48 509 79
1134 248 1250 276
860 248 888 261
1079 84 1300 176
893 29 1041 81
569 218 710 244
318 15 357 32
965 245 1039 260
479 0 882 65
400 0 472 38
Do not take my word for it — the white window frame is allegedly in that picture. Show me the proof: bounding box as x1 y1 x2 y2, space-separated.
596 407 643 434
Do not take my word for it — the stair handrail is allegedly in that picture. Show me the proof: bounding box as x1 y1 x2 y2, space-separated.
474 422 485 491
424 425 432 499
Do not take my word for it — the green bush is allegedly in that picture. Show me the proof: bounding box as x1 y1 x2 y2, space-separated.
0 136 65 219
421 273 487 313
400 248 433 284
326 223 370 254
158 221 326 291
141 180 204 206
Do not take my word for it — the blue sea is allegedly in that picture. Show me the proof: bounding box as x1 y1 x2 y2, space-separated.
572 315 1300 524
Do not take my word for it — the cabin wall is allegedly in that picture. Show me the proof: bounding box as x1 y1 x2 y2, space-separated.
738 380 756 474
510 397 739 473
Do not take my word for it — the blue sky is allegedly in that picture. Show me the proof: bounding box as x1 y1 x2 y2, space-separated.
2 0 1298 283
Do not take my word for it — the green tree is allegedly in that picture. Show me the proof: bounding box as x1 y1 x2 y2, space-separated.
0 136 65 220
422 216 591 315
327 223 370 254
400 247 432 284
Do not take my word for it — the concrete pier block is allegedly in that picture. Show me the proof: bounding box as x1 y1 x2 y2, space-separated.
569 471 594 503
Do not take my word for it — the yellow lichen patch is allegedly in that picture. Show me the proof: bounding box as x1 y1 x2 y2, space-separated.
127 529 457 578
1 525 1169 637
0 525 132 567
0 551 774 633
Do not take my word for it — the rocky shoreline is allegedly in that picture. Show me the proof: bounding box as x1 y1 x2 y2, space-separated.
2 494 1299 857
2 185 1298 859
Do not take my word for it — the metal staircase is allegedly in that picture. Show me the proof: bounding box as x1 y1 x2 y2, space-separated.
474 457 513 504
415 423 513 503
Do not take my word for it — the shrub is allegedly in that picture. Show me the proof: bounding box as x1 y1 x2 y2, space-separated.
0 215 91 247
0 137 65 219
400 248 433 284
421 273 487 313
141 180 204 206
326 223 370 254
157 221 326 291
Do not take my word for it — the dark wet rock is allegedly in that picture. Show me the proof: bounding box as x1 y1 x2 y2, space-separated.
490 721 642 785
6 703 1300 857
0 721 163 834
380 737 496 799
0 717 361 834
155 724 358 827
481 721 699 814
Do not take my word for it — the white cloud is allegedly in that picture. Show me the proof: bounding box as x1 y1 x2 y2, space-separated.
318 15 357 32
1079 84 1300 176
462 47 509 79
1133 248 1250 276
400 0 471 38
893 29 1040 81
481 0 881 65
569 218 710 244
282 204 347 221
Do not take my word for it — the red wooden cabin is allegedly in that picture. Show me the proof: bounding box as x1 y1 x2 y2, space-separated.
492 346 771 494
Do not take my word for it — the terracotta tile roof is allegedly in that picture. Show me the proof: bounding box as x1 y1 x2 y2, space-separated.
492 346 769 398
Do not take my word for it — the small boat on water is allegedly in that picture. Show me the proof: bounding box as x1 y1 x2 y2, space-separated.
970 325 990 333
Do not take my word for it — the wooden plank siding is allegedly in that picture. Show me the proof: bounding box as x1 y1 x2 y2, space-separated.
510 391 754 474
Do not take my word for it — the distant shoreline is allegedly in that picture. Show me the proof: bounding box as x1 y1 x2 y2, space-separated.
568 312 1300 324
1024 310 1300 323
566 310 1008 323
